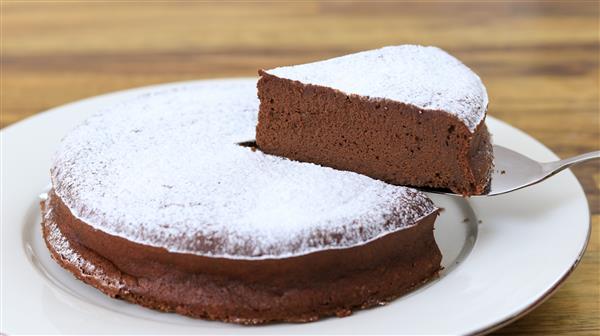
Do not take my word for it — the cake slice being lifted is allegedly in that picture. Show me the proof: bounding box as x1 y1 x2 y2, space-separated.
256 45 493 195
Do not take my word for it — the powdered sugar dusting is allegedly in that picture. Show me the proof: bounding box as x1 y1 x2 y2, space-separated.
51 79 437 259
44 201 97 275
43 198 125 292
266 45 488 132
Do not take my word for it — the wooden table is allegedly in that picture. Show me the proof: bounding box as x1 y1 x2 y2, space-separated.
2 1 598 334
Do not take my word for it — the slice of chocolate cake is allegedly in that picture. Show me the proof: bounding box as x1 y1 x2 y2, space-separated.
256 45 493 195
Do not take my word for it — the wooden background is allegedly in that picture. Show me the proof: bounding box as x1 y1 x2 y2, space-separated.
2 1 598 334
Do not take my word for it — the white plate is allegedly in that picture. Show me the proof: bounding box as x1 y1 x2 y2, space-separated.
1 79 591 335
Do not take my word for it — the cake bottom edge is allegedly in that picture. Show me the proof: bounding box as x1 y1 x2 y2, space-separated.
41 201 442 325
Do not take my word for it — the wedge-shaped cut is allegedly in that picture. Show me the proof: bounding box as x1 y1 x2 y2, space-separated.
257 45 493 195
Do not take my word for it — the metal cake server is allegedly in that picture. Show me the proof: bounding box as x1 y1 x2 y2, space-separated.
429 145 600 197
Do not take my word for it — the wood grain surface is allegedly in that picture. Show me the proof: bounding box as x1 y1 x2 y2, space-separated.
1 1 598 334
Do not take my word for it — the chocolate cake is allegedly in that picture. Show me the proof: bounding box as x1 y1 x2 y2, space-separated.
42 80 442 324
256 45 493 195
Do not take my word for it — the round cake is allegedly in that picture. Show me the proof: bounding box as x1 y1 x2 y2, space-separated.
41 79 442 324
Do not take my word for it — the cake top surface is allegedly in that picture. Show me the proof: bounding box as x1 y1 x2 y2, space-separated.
266 45 488 132
51 79 437 260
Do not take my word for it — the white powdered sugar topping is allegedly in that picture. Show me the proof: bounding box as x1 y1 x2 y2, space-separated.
43 201 97 275
266 45 488 132
43 199 125 292
51 79 436 259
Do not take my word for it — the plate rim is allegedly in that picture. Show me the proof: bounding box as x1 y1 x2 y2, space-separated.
470 219 591 335
465 117 592 335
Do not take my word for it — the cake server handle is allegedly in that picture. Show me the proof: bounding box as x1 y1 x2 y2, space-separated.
540 151 600 178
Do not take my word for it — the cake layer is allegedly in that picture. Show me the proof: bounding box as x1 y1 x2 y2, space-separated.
44 80 443 323
257 45 493 195
42 190 441 324
50 80 437 259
